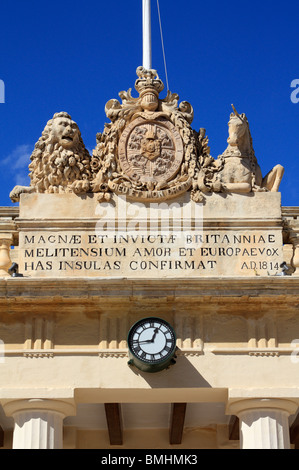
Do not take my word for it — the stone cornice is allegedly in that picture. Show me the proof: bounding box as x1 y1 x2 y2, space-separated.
0 276 299 304
282 207 299 219
0 207 19 218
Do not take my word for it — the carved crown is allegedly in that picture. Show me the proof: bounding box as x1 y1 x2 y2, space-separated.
135 66 165 112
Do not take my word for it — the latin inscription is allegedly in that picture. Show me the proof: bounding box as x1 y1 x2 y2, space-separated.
19 231 283 278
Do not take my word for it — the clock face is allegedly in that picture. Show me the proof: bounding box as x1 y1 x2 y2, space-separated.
128 317 176 365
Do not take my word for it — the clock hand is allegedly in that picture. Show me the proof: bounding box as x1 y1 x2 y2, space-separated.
150 328 159 342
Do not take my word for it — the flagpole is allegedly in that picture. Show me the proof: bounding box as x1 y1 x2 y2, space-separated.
142 0 152 69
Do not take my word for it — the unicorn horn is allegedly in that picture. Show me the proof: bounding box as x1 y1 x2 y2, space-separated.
231 104 240 117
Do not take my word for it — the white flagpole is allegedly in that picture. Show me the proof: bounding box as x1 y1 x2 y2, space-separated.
142 0 152 69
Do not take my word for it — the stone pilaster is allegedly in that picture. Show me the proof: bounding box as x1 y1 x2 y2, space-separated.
227 398 298 449
3 398 76 449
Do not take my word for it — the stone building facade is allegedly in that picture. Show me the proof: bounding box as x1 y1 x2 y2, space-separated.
0 68 298 449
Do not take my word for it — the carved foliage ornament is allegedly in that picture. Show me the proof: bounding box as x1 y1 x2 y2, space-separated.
9 69 284 203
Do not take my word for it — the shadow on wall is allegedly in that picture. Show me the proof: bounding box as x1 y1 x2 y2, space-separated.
127 351 212 390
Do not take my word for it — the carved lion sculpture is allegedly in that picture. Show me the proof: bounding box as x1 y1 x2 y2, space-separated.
10 112 92 202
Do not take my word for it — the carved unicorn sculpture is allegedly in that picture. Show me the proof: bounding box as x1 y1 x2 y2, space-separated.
214 105 284 194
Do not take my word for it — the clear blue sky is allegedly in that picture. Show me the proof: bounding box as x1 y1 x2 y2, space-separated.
0 0 298 207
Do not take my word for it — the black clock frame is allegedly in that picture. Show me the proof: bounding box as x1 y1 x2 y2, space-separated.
127 317 177 373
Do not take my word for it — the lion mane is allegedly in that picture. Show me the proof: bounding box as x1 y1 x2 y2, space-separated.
10 112 92 202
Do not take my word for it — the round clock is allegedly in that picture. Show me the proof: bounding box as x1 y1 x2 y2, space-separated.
127 317 177 373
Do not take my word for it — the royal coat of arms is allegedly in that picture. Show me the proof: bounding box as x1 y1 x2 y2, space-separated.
90 66 199 201
118 118 184 191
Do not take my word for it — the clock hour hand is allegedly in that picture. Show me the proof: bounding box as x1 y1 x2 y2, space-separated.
150 328 159 342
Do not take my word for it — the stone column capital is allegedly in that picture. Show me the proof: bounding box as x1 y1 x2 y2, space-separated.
227 397 298 449
0 233 14 242
2 398 76 419
3 398 76 449
227 397 298 417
